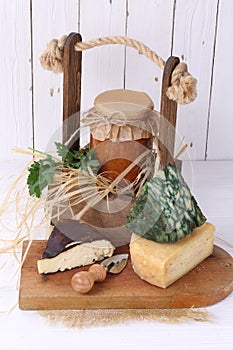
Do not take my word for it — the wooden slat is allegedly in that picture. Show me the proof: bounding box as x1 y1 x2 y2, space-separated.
0 0 32 161
79 0 127 146
125 0 175 109
19 240 233 310
32 0 78 153
63 33 82 149
207 0 233 160
159 56 180 167
172 0 219 160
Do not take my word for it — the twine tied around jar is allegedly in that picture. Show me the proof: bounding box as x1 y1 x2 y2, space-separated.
81 106 159 143
40 35 197 105
83 108 128 128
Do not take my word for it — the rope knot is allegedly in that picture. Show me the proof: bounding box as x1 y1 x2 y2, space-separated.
39 35 197 105
167 63 197 105
40 35 67 74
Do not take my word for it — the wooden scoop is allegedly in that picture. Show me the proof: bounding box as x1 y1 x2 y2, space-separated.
71 254 128 293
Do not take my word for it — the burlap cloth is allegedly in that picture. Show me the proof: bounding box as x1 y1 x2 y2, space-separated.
39 308 211 328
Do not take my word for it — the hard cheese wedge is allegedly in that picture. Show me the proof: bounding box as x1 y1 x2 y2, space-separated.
130 222 215 288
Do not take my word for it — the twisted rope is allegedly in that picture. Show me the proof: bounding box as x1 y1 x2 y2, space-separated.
74 36 166 69
40 35 197 105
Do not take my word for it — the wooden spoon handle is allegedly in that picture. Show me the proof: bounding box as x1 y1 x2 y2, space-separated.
71 264 107 294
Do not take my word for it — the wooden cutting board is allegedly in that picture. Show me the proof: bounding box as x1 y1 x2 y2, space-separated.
19 240 233 310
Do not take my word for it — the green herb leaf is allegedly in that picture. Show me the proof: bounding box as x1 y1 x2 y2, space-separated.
55 142 69 158
27 143 100 198
55 142 99 172
27 161 41 198
27 155 61 198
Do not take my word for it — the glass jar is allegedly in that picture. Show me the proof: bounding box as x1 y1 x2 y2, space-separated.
82 89 158 184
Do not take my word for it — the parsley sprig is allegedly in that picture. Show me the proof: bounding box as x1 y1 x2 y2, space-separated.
27 142 99 198
55 142 99 170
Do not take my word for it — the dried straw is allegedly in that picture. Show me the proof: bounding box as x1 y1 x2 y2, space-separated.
0 135 192 257
0 144 156 257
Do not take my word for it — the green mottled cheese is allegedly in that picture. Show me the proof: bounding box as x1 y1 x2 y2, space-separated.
126 164 206 243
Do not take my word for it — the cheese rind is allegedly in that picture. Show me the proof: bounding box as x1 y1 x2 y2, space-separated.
37 240 115 274
130 222 215 288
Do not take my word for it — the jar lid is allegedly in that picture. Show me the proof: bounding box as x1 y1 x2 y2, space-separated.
94 89 154 120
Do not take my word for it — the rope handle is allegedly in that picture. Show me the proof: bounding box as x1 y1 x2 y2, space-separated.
40 34 197 105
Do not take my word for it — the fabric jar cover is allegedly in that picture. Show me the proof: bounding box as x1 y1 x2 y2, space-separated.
82 89 159 141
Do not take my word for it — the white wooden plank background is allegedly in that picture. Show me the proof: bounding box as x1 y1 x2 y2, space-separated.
0 0 32 161
80 0 127 146
125 0 174 110
32 0 78 154
0 0 233 160
207 0 233 160
172 0 219 160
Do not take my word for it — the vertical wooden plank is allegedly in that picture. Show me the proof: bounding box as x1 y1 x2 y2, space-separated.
125 0 175 110
63 33 82 149
207 0 233 160
80 0 127 146
32 0 79 153
0 0 32 161
159 56 180 167
172 0 219 160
